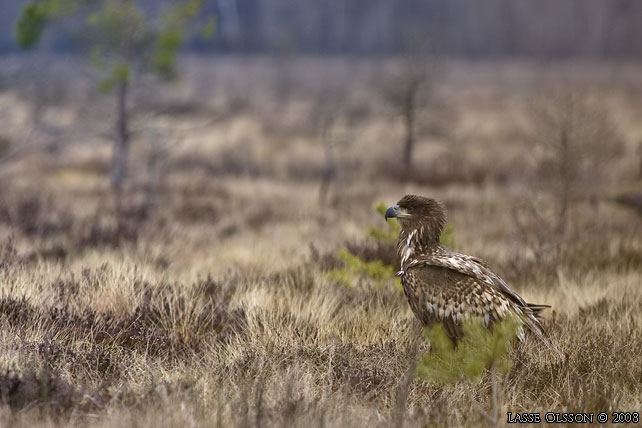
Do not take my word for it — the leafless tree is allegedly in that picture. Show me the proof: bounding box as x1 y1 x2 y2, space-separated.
0 58 96 169
531 91 622 234
513 90 623 258
271 28 298 103
379 29 434 175
309 84 353 204
638 140 642 179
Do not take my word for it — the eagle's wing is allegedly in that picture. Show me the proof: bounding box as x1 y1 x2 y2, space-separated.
404 251 545 338
402 264 516 341
408 252 528 308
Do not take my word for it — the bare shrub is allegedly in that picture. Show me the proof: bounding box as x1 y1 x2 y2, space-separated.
512 90 624 261
309 84 355 204
377 31 445 176
270 29 298 103
0 367 96 414
0 191 73 238
533 91 621 222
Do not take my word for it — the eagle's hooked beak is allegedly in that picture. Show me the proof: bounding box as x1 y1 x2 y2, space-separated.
385 205 399 222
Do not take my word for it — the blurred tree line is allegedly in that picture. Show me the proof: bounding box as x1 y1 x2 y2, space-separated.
3 0 642 57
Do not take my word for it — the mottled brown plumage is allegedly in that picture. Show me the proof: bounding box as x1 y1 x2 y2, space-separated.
385 195 548 342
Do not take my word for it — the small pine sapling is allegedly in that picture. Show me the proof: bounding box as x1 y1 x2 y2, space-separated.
416 316 521 427
15 0 215 194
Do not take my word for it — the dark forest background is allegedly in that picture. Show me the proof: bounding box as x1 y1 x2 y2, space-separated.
2 0 642 57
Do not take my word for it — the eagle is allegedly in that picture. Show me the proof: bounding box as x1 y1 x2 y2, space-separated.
385 195 548 342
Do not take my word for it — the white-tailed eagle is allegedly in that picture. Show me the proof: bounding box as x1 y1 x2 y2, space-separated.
385 195 548 342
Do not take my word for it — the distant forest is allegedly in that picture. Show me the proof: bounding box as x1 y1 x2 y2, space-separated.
2 0 642 57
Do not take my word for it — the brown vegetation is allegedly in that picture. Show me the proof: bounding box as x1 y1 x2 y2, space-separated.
0 57 641 426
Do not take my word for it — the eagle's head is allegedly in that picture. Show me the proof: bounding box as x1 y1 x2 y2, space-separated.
385 195 447 242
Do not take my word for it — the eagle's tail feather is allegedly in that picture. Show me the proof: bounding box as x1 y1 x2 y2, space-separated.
517 303 551 339
527 303 551 317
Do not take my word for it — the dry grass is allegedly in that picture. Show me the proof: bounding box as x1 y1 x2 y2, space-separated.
0 57 641 427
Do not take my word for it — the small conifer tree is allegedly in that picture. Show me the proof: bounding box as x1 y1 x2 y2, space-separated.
416 317 521 427
15 0 215 194
328 202 456 291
